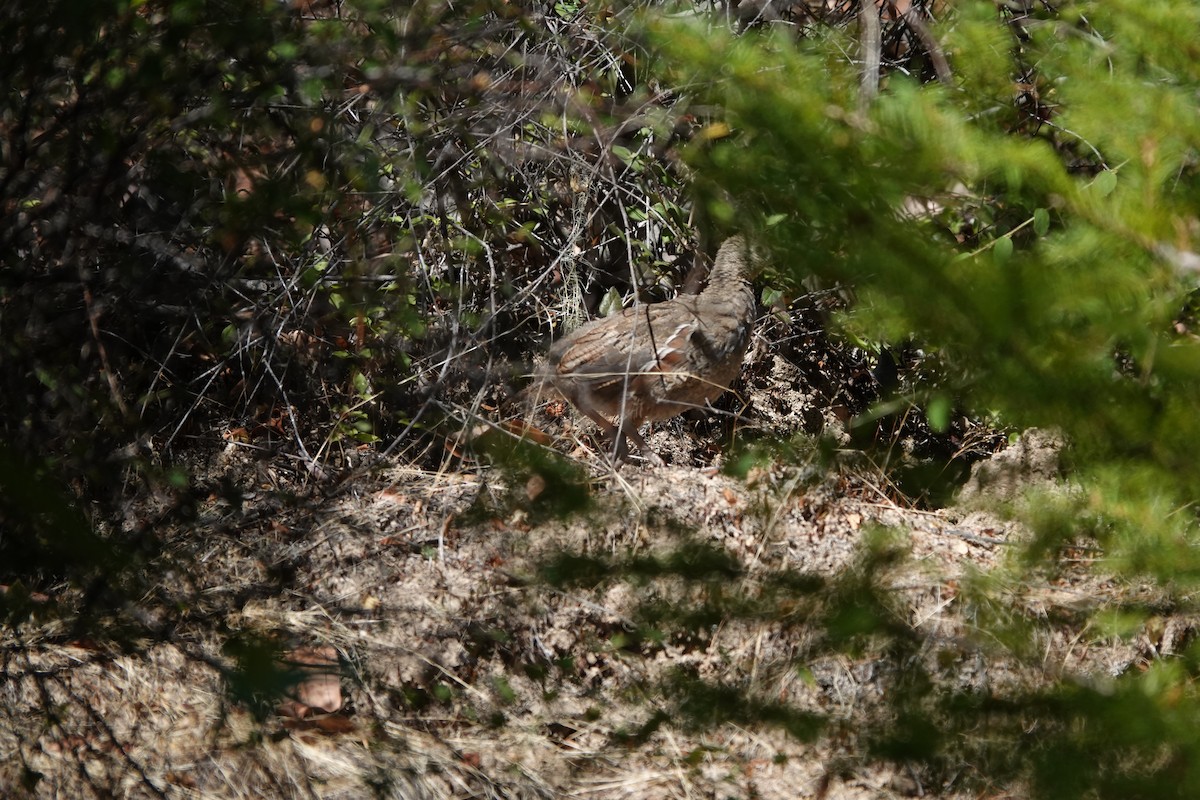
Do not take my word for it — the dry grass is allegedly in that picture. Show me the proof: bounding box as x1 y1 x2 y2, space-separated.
0 429 1159 799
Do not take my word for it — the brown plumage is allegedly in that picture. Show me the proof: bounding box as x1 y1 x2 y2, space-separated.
545 236 757 464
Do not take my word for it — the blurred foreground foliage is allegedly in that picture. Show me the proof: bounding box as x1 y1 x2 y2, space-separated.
662 1 1200 578
4 0 1200 796
644 0 1200 795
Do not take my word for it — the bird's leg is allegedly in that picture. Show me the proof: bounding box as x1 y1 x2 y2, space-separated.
579 407 627 465
621 422 665 467
577 404 662 467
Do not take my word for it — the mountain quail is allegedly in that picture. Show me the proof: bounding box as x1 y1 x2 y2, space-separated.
545 236 757 464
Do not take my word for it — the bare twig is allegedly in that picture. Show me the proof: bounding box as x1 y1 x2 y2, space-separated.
859 0 882 110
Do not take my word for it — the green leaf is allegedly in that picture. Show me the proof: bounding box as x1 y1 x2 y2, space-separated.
992 235 1013 264
1033 207 1050 236
927 395 951 433
611 144 635 166
599 287 623 317
352 371 372 396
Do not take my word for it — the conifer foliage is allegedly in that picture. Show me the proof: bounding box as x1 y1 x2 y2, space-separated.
655 1 1200 795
